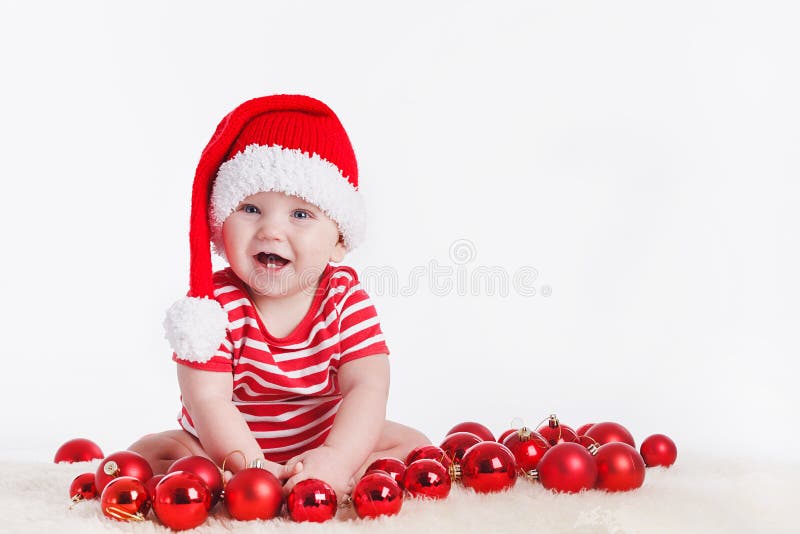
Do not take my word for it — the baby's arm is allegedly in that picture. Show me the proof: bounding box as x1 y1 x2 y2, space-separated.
284 354 389 495
177 365 294 478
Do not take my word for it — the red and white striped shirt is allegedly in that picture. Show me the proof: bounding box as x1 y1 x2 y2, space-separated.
173 263 390 463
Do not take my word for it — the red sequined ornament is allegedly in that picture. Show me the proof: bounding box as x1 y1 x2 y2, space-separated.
440 432 482 465
152 471 211 530
455 441 517 494
402 459 451 500
167 455 223 507
536 442 597 493
100 476 150 522
585 422 636 448
95 451 154 493
405 445 452 468
287 478 337 523
69 473 97 504
224 467 283 521
502 427 550 476
352 472 403 518
54 438 104 464
594 442 646 491
365 457 406 488
536 414 578 446
446 421 495 441
640 434 678 467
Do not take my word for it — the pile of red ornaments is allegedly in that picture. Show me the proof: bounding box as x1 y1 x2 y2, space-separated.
57 419 676 527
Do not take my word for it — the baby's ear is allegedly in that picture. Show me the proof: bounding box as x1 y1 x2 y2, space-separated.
330 234 347 263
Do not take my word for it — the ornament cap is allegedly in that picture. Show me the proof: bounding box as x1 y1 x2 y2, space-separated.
103 461 119 476
448 462 462 482
518 427 532 441
587 443 600 455
548 414 559 428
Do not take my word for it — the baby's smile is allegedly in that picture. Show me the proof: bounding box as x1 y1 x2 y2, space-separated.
255 251 291 270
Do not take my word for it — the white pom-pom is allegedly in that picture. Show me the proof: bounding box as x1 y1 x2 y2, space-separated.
163 297 229 363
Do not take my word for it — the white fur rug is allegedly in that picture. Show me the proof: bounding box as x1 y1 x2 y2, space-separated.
1 452 795 533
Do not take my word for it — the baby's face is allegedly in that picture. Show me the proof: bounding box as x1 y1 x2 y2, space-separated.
222 191 346 298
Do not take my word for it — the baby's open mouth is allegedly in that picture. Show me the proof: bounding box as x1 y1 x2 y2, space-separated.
255 252 290 269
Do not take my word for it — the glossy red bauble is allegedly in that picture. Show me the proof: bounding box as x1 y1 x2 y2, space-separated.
225 467 283 521
402 459 451 500
54 438 104 463
440 432 482 465
458 441 517 494
69 473 97 503
352 472 403 518
365 457 406 488
502 428 550 474
576 423 594 436
498 428 518 443
405 445 452 468
446 421 495 441
95 451 154 493
287 478 337 523
168 455 223 507
144 475 164 500
537 442 597 493
537 421 578 447
585 422 636 448
640 434 678 467
594 442 646 492
152 471 211 530
100 476 151 521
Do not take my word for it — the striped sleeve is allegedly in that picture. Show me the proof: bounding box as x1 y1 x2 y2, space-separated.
337 282 390 365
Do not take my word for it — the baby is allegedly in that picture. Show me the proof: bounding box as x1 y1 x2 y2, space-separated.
129 95 430 497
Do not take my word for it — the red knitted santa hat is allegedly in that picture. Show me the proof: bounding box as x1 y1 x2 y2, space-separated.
164 94 365 363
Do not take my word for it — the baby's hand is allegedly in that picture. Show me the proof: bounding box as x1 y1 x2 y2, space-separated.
224 459 300 483
282 445 356 499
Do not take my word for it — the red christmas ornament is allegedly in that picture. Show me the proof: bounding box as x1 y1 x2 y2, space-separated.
446 421 495 442
54 438 104 464
95 451 154 493
69 473 97 504
144 475 164 501
287 478 337 523
498 428 518 443
352 472 403 519
440 432 482 465
536 442 597 493
640 434 677 467
585 422 636 448
365 457 406 488
167 455 223 507
402 459 451 500
100 476 150 522
576 423 594 436
152 471 211 530
537 415 578 446
405 445 452 468
594 442 646 492
456 441 517 494
502 427 550 475
224 467 283 521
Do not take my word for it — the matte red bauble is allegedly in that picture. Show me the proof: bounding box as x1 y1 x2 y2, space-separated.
54 438 104 463
537 442 597 493
440 432 482 465
100 476 150 521
446 421 495 441
402 459 451 500
405 445 452 468
585 422 636 448
225 467 283 521
95 451 154 493
152 471 211 530
640 434 678 467
168 455 223 507
69 473 97 504
537 415 578 446
458 441 517 494
366 457 406 488
576 423 594 436
594 442 646 492
502 428 550 475
498 428 518 443
287 478 337 523
352 472 403 518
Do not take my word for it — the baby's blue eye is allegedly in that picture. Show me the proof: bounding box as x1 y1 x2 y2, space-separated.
243 204 260 214
292 209 311 219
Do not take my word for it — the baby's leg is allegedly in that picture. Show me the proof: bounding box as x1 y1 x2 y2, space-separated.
355 420 431 479
128 429 210 475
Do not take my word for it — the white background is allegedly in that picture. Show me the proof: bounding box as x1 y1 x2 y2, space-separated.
1 0 797 463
